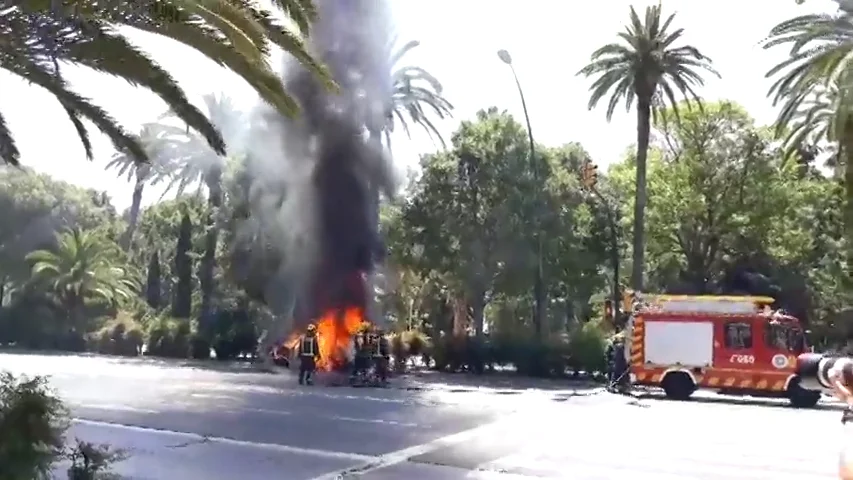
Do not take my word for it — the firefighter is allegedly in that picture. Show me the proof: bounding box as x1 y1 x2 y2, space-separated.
612 335 628 391
350 323 371 383
606 334 628 392
372 327 390 384
297 324 320 385
605 339 616 386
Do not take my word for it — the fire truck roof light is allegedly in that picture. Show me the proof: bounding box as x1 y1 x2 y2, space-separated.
640 295 775 315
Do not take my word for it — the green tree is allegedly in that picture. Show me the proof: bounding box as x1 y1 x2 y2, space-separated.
0 168 121 305
577 4 718 291
146 250 162 309
153 94 245 336
25 229 138 332
397 108 534 338
609 101 848 333
172 211 194 319
2 1 333 165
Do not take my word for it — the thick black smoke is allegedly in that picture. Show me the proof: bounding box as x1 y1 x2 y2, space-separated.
241 0 396 324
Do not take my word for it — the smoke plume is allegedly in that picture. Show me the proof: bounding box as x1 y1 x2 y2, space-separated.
239 0 397 326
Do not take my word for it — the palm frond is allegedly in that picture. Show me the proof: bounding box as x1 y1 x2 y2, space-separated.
2 1 334 165
384 38 453 149
764 10 853 155
577 4 718 122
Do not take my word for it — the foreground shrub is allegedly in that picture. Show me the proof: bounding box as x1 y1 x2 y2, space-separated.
0 373 125 480
66 440 126 480
0 373 68 480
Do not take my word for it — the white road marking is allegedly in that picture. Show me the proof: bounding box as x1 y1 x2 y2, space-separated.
326 415 419 428
308 416 516 480
73 404 159 414
70 418 374 462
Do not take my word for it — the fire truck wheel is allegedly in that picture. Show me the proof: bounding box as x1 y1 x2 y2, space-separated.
787 380 821 408
662 372 695 401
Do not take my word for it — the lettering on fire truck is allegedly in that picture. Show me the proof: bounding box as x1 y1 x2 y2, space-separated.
729 354 754 364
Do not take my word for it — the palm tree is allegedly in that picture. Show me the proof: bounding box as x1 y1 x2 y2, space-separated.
360 37 453 327
1 1 333 166
764 8 853 241
152 93 244 336
378 37 454 149
105 123 176 250
26 228 139 332
577 5 718 291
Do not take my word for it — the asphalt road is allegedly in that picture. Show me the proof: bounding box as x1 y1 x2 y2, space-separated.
0 352 843 479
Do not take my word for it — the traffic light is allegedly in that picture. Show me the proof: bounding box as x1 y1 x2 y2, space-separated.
604 299 614 320
581 160 598 188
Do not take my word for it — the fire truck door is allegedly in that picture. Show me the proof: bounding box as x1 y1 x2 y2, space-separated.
715 320 756 369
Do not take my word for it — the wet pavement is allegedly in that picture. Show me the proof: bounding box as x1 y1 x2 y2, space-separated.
0 352 843 479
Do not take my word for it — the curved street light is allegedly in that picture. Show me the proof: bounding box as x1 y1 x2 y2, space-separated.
496 49 545 337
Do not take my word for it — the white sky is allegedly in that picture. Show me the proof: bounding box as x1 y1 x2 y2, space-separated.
0 0 839 210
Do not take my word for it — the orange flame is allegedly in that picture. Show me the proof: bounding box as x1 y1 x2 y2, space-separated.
284 307 367 371
315 306 368 370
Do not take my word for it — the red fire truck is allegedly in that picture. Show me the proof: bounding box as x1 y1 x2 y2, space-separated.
624 293 821 408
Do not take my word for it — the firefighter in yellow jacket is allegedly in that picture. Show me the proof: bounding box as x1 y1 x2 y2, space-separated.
297 324 320 385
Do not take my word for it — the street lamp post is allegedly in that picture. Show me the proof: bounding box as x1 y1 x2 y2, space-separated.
498 49 545 337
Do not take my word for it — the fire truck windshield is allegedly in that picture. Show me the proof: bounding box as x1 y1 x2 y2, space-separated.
765 322 805 352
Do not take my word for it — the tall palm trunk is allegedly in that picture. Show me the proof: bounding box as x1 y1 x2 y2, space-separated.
366 129 382 326
121 172 146 250
199 166 222 337
631 96 652 291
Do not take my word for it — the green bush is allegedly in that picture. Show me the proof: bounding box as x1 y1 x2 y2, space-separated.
0 373 68 480
401 330 431 358
425 321 609 378
566 321 608 375
65 440 126 480
89 314 144 357
429 335 487 373
388 330 433 372
144 317 192 358
210 308 258 361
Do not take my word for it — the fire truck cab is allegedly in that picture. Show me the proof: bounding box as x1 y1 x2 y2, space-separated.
624 293 820 408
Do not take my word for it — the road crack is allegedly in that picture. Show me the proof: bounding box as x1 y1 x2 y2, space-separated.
166 436 212 449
